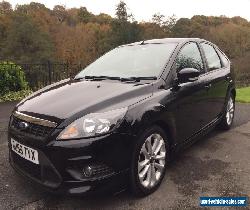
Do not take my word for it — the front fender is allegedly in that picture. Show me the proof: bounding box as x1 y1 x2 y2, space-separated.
123 100 177 146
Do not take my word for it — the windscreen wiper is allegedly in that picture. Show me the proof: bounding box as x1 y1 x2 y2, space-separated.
74 76 157 82
85 76 121 81
74 75 121 81
120 76 157 82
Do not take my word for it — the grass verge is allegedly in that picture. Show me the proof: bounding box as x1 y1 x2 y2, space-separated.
236 87 250 103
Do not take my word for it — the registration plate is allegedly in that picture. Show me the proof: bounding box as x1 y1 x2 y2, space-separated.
11 138 39 164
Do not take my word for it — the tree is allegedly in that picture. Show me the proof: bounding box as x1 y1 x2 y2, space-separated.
15 2 56 34
2 15 53 63
78 7 93 23
172 18 191 37
0 1 249 87
164 14 177 29
66 8 79 26
111 1 140 47
209 23 250 58
139 22 168 40
115 1 128 21
53 5 67 23
152 13 165 26
92 13 112 24
0 2 12 59
231 16 248 26
0 1 12 14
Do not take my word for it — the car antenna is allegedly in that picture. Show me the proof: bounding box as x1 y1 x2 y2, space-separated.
140 40 145 45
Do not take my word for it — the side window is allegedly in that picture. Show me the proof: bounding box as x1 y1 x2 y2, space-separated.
217 49 229 67
176 42 204 73
201 43 222 71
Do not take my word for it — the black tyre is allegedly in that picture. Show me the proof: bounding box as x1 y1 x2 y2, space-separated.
219 93 235 130
130 126 170 197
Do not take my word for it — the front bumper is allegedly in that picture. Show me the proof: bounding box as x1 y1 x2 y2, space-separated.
8 129 134 195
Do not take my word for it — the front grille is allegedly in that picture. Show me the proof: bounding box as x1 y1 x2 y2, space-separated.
91 164 114 178
68 162 115 181
11 116 53 137
81 163 115 179
11 151 41 179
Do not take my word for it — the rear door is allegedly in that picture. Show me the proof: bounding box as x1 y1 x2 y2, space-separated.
200 42 229 122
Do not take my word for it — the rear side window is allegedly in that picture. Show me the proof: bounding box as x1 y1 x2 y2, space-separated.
217 49 229 67
201 43 222 71
175 42 204 73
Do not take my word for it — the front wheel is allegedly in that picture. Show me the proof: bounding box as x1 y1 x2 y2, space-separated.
130 126 169 196
219 94 235 130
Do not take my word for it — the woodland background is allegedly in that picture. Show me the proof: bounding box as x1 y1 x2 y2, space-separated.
0 0 250 88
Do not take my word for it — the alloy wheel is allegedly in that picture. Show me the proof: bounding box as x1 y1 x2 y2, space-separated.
138 133 166 188
226 96 234 125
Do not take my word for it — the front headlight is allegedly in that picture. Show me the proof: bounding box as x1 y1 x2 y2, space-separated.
57 107 128 140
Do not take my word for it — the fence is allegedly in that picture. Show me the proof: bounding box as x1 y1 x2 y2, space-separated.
1 62 250 90
1 62 84 90
235 72 250 87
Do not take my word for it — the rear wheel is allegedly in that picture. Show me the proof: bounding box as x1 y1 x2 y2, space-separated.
219 94 235 130
130 126 169 196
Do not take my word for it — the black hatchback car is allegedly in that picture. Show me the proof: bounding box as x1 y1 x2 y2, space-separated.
8 38 235 196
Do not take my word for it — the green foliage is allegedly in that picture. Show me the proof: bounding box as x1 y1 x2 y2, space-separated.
115 1 129 21
78 7 94 23
0 89 33 102
236 87 250 103
108 1 140 48
1 14 53 63
0 61 28 95
110 19 141 47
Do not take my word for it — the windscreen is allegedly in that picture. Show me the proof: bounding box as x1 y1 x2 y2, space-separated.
75 43 177 78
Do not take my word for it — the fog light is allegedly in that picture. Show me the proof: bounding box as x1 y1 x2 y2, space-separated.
83 166 93 177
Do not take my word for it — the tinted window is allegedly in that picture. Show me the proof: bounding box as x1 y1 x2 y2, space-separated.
217 49 229 67
175 42 204 73
75 43 177 78
201 43 222 71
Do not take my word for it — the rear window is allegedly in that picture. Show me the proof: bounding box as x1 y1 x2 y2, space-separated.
217 49 229 67
201 43 222 71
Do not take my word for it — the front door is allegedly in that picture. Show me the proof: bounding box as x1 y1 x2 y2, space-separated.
169 42 211 143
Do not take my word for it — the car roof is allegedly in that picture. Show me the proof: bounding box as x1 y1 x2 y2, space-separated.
145 38 206 44
121 38 207 47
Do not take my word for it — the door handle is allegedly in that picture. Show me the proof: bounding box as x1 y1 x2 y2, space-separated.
204 84 212 89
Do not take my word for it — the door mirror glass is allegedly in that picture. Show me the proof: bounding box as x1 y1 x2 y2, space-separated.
177 68 200 83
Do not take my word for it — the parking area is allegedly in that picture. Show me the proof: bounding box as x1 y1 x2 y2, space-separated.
0 102 250 210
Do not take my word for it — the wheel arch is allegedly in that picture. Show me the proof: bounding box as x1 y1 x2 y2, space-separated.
127 101 177 151
153 120 175 149
131 117 176 152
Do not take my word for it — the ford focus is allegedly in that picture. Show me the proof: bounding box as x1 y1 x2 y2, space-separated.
8 38 235 196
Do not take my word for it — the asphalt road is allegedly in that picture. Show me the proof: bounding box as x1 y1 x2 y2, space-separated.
0 102 250 210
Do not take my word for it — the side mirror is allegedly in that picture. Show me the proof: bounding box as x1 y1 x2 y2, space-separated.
177 68 200 83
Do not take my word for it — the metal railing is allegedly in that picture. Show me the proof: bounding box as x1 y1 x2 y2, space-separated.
0 62 84 90
235 72 250 87
1 62 250 90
